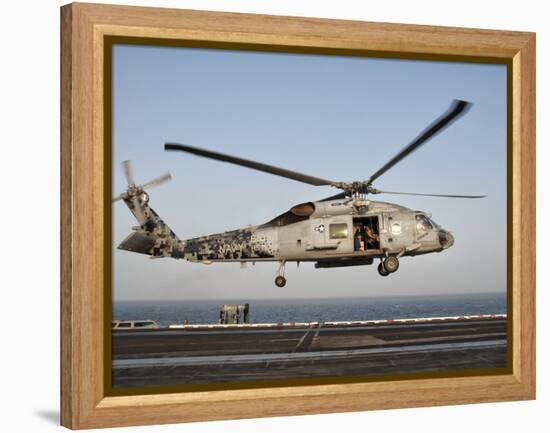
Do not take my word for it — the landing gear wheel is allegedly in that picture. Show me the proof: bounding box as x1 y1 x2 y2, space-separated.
377 263 390 277
275 276 287 287
383 256 399 273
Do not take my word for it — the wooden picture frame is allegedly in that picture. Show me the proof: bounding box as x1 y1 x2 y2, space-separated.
60 2 535 429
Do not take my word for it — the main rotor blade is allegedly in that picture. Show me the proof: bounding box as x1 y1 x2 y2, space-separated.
122 160 135 187
165 143 338 187
141 173 172 190
319 192 349 202
374 190 486 199
367 99 472 185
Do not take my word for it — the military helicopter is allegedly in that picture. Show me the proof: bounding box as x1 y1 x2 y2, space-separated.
114 99 485 287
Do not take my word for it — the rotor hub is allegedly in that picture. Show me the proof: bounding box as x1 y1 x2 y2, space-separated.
335 182 380 196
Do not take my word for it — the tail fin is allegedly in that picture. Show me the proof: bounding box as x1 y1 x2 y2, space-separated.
113 161 180 258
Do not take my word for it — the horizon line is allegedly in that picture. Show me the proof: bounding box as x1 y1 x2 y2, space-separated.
112 290 506 304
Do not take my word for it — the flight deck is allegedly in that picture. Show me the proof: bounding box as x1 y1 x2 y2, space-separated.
112 315 507 388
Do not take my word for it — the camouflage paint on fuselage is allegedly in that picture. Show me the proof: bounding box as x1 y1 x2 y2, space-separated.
182 227 275 261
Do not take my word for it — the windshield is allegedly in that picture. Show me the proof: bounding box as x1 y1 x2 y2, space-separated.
415 214 434 232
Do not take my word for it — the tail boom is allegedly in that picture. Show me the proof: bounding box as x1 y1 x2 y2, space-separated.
118 195 180 258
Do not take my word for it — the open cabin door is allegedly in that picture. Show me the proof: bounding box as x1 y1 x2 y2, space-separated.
352 215 381 252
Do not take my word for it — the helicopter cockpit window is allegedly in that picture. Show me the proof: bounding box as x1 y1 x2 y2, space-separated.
415 214 434 232
329 223 348 239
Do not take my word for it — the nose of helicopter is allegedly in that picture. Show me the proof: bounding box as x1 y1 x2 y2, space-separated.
439 230 455 249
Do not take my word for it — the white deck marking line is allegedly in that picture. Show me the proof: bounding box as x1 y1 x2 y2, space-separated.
123 319 506 337
113 340 506 369
293 324 314 352
314 322 323 340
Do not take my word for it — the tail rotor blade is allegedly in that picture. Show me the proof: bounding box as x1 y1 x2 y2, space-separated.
122 160 135 187
141 173 172 190
112 194 125 203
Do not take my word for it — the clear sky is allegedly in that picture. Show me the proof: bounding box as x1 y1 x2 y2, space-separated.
112 44 507 302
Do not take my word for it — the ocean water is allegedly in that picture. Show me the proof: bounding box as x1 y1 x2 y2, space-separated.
113 292 506 327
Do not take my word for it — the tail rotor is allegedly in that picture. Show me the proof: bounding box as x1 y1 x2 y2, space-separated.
112 160 172 226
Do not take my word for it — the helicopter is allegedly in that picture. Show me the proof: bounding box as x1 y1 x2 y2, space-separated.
113 99 485 287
